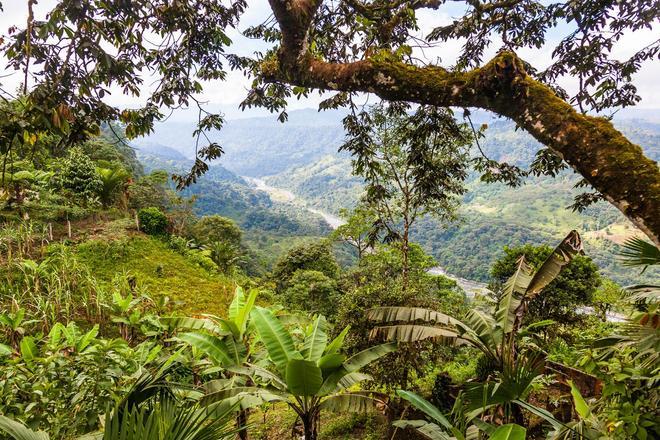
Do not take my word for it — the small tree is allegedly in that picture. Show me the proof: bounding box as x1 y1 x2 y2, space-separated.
489 243 601 326
282 270 340 319
191 215 242 247
97 166 130 207
592 279 622 322
272 241 340 292
55 147 103 206
342 103 471 290
330 205 378 260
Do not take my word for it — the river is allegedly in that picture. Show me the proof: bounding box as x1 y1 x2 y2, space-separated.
244 175 490 297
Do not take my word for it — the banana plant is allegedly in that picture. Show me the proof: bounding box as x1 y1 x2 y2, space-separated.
368 230 584 370
393 389 528 440
368 231 583 427
205 307 396 440
173 286 259 440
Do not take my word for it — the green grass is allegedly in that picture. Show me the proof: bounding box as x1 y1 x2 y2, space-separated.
75 234 237 315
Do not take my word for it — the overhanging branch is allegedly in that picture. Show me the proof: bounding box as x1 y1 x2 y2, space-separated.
263 1 660 246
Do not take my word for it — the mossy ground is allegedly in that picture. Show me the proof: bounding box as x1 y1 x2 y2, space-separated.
73 220 237 315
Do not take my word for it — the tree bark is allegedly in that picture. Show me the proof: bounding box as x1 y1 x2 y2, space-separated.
265 0 660 246
401 221 409 292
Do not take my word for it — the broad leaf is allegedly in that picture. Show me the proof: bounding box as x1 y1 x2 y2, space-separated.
286 359 323 396
302 315 328 361
319 392 385 413
366 307 459 326
235 288 258 336
19 337 38 361
495 256 533 334
0 344 12 356
336 372 372 391
526 230 583 296
76 324 99 352
370 325 462 344
251 307 301 370
228 286 245 322
177 332 235 366
0 415 49 440
396 390 452 429
344 343 397 372
325 325 350 355
317 353 345 371
392 420 452 440
568 380 591 419
489 424 526 440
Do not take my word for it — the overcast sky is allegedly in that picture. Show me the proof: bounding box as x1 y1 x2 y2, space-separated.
1 0 658 121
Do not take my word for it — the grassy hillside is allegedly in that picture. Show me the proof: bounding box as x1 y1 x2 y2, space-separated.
73 219 238 315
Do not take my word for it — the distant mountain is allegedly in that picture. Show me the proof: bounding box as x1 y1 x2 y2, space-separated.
133 107 659 283
136 152 330 239
135 143 188 161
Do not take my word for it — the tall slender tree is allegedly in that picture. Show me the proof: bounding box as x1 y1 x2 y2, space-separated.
342 103 471 289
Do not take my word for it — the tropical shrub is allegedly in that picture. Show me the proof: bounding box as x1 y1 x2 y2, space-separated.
138 207 169 236
54 147 103 206
272 241 340 292
191 215 242 247
281 269 340 319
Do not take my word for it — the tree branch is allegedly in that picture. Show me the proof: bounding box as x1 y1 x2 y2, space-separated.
262 28 660 245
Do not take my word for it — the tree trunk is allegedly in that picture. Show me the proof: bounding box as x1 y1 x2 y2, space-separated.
236 409 249 440
264 0 660 246
401 222 410 292
302 413 317 440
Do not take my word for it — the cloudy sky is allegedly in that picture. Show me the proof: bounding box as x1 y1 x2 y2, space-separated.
1 0 658 121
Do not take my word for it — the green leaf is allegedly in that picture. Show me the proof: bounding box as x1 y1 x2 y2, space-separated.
489 424 526 440
396 390 452 429
302 315 328 361
177 332 235 366
317 353 345 371
0 344 11 356
19 337 38 361
286 359 323 396
325 325 350 355
228 286 245 322
0 415 49 440
236 288 258 335
343 343 396 372
568 380 591 419
251 307 301 370
76 324 99 352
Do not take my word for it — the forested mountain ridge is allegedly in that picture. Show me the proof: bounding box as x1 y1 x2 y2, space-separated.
135 110 660 285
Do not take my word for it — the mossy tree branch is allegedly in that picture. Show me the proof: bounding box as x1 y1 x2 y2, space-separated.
264 1 660 246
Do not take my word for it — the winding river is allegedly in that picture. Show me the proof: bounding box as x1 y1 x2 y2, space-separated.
244 176 490 297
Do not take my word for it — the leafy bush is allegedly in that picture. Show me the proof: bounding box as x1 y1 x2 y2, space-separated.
280 269 340 319
138 207 168 236
54 147 103 206
190 215 242 247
